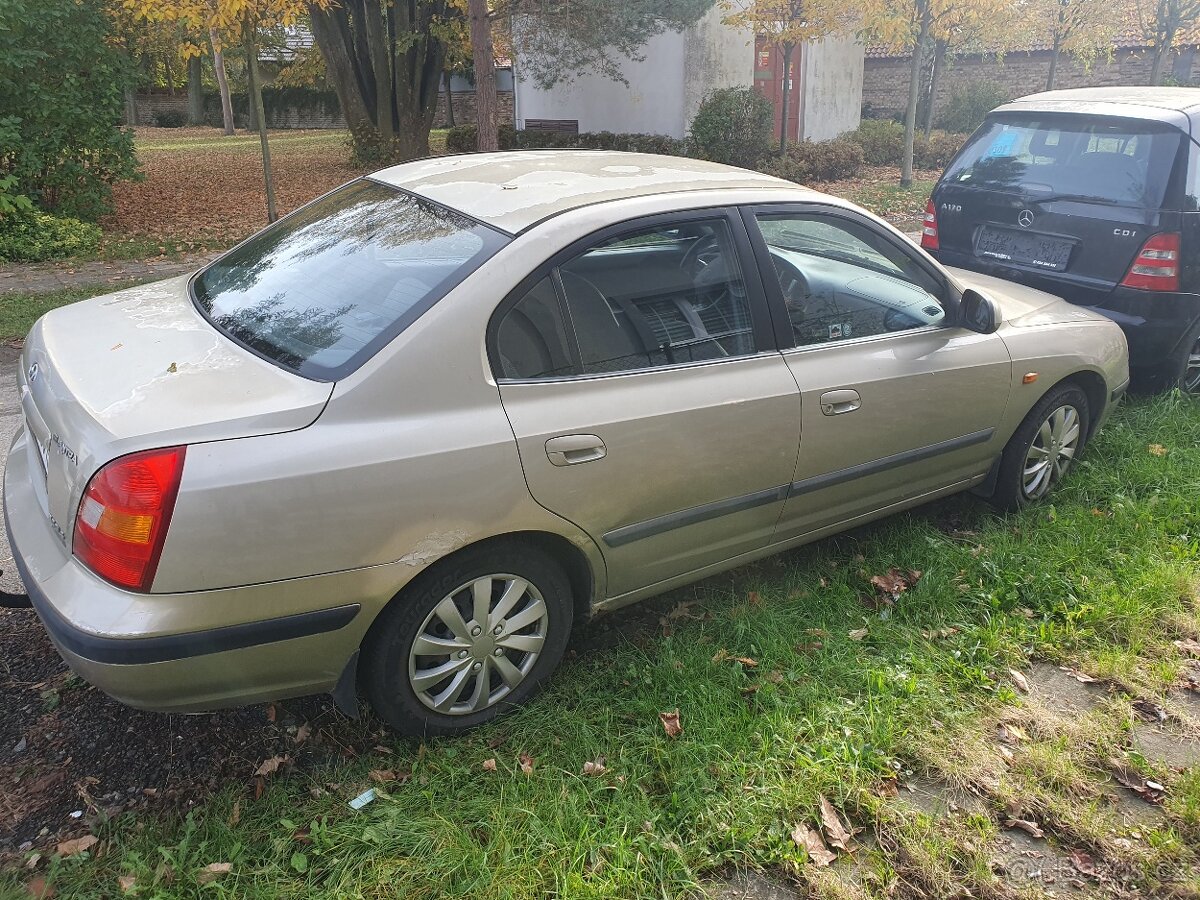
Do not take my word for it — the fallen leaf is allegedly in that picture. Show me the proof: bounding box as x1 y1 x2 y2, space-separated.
1004 818 1045 839
265 703 276 723
1132 699 1167 723
254 756 287 778
996 723 1029 745
998 746 1015 763
732 656 757 668
1069 848 1097 876
293 723 312 745
117 875 136 893
1108 757 1166 803
1175 638 1200 658
25 876 55 899
1059 666 1098 683
848 628 868 641
873 779 899 798
791 823 836 866
870 567 921 603
56 835 98 857
1009 669 1030 693
1148 443 1168 456
581 757 607 776
747 591 761 606
659 710 682 738
369 769 397 784
197 862 232 884
482 758 497 772
819 796 854 851
519 752 535 775
227 799 241 827
794 641 823 652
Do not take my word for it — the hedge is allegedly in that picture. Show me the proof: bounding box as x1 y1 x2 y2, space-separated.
0 208 101 262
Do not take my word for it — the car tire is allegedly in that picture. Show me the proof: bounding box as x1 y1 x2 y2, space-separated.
989 384 1090 513
361 542 574 736
1135 323 1200 394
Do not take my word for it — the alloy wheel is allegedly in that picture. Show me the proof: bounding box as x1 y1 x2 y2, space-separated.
1184 337 1200 393
1022 404 1081 501
407 574 548 715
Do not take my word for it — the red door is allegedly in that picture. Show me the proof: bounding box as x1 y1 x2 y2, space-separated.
753 36 800 144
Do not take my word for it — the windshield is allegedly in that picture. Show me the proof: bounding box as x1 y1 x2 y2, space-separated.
944 115 1183 208
193 180 509 380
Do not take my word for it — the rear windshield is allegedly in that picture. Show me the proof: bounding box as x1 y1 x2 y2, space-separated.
943 115 1183 208
193 180 509 380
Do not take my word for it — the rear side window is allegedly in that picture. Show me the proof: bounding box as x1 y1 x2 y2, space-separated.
944 115 1183 208
193 180 508 380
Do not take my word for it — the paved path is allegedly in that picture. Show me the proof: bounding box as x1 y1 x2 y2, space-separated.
0 252 218 296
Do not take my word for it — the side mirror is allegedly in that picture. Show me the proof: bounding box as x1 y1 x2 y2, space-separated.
959 288 1002 334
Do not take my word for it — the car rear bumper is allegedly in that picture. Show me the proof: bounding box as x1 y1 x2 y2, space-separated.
3 426 368 713
933 249 1200 370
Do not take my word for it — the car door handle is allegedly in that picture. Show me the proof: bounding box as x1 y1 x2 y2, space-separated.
820 389 861 416
545 434 607 466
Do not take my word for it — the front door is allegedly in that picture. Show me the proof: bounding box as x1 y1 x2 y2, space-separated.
742 205 1013 542
491 212 801 598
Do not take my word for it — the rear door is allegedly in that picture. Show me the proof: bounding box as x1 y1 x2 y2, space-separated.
491 211 801 599
743 204 1012 541
935 114 1187 292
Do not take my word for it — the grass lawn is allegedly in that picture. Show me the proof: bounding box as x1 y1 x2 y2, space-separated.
1 273 1198 897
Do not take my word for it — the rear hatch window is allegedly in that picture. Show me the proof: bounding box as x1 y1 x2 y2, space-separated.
193 180 509 380
944 115 1182 208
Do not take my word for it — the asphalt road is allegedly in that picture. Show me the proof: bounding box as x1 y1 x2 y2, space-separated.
1 346 24 595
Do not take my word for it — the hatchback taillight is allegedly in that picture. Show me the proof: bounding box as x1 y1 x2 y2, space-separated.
920 200 939 250
73 446 186 591
1120 232 1180 292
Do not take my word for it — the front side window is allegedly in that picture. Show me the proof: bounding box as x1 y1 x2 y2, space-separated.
193 180 509 380
944 115 1183 208
755 212 946 348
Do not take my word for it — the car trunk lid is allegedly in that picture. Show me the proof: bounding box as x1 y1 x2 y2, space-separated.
17 275 332 548
934 112 1186 291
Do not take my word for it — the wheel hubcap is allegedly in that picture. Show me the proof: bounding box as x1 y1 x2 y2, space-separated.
1184 337 1200 393
408 574 548 716
1022 404 1081 500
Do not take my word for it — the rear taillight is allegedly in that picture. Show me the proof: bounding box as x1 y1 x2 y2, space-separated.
920 199 939 250
1120 232 1180 292
73 446 186 592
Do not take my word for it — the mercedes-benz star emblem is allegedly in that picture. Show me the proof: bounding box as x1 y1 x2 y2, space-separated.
26 363 39 384
1017 209 1035 228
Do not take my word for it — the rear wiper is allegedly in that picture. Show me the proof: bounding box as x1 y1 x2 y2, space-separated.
1024 192 1125 206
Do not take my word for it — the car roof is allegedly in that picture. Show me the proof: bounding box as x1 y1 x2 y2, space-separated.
995 87 1200 130
370 150 813 235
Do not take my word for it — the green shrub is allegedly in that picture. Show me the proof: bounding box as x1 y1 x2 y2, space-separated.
913 130 966 170
153 109 187 128
445 124 686 156
0 208 101 262
758 139 864 184
0 0 139 221
686 87 774 167
845 121 967 170
846 120 905 165
935 81 1008 134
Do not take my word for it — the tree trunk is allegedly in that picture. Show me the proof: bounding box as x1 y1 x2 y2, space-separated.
901 14 931 188
779 42 794 154
444 72 456 127
922 39 945 138
245 26 277 223
1046 33 1061 90
187 55 204 125
470 0 498 151
124 88 139 128
360 0 394 142
210 28 235 136
1150 38 1173 85
164 52 176 97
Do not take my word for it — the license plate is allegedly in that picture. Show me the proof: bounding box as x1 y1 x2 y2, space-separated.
976 227 1073 272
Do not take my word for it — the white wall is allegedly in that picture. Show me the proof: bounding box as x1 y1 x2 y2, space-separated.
799 35 864 141
513 6 752 139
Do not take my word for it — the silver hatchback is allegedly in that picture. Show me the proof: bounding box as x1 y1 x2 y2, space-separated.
3 152 1128 734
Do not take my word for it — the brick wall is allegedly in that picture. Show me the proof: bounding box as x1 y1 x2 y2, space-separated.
138 89 514 129
863 48 1198 120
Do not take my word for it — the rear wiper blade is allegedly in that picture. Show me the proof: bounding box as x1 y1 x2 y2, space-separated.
1024 192 1124 206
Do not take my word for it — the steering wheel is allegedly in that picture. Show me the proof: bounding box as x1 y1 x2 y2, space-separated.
883 308 919 332
679 232 722 278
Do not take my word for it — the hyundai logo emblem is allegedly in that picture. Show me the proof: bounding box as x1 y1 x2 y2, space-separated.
26 363 39 384
1017 209 1035 228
